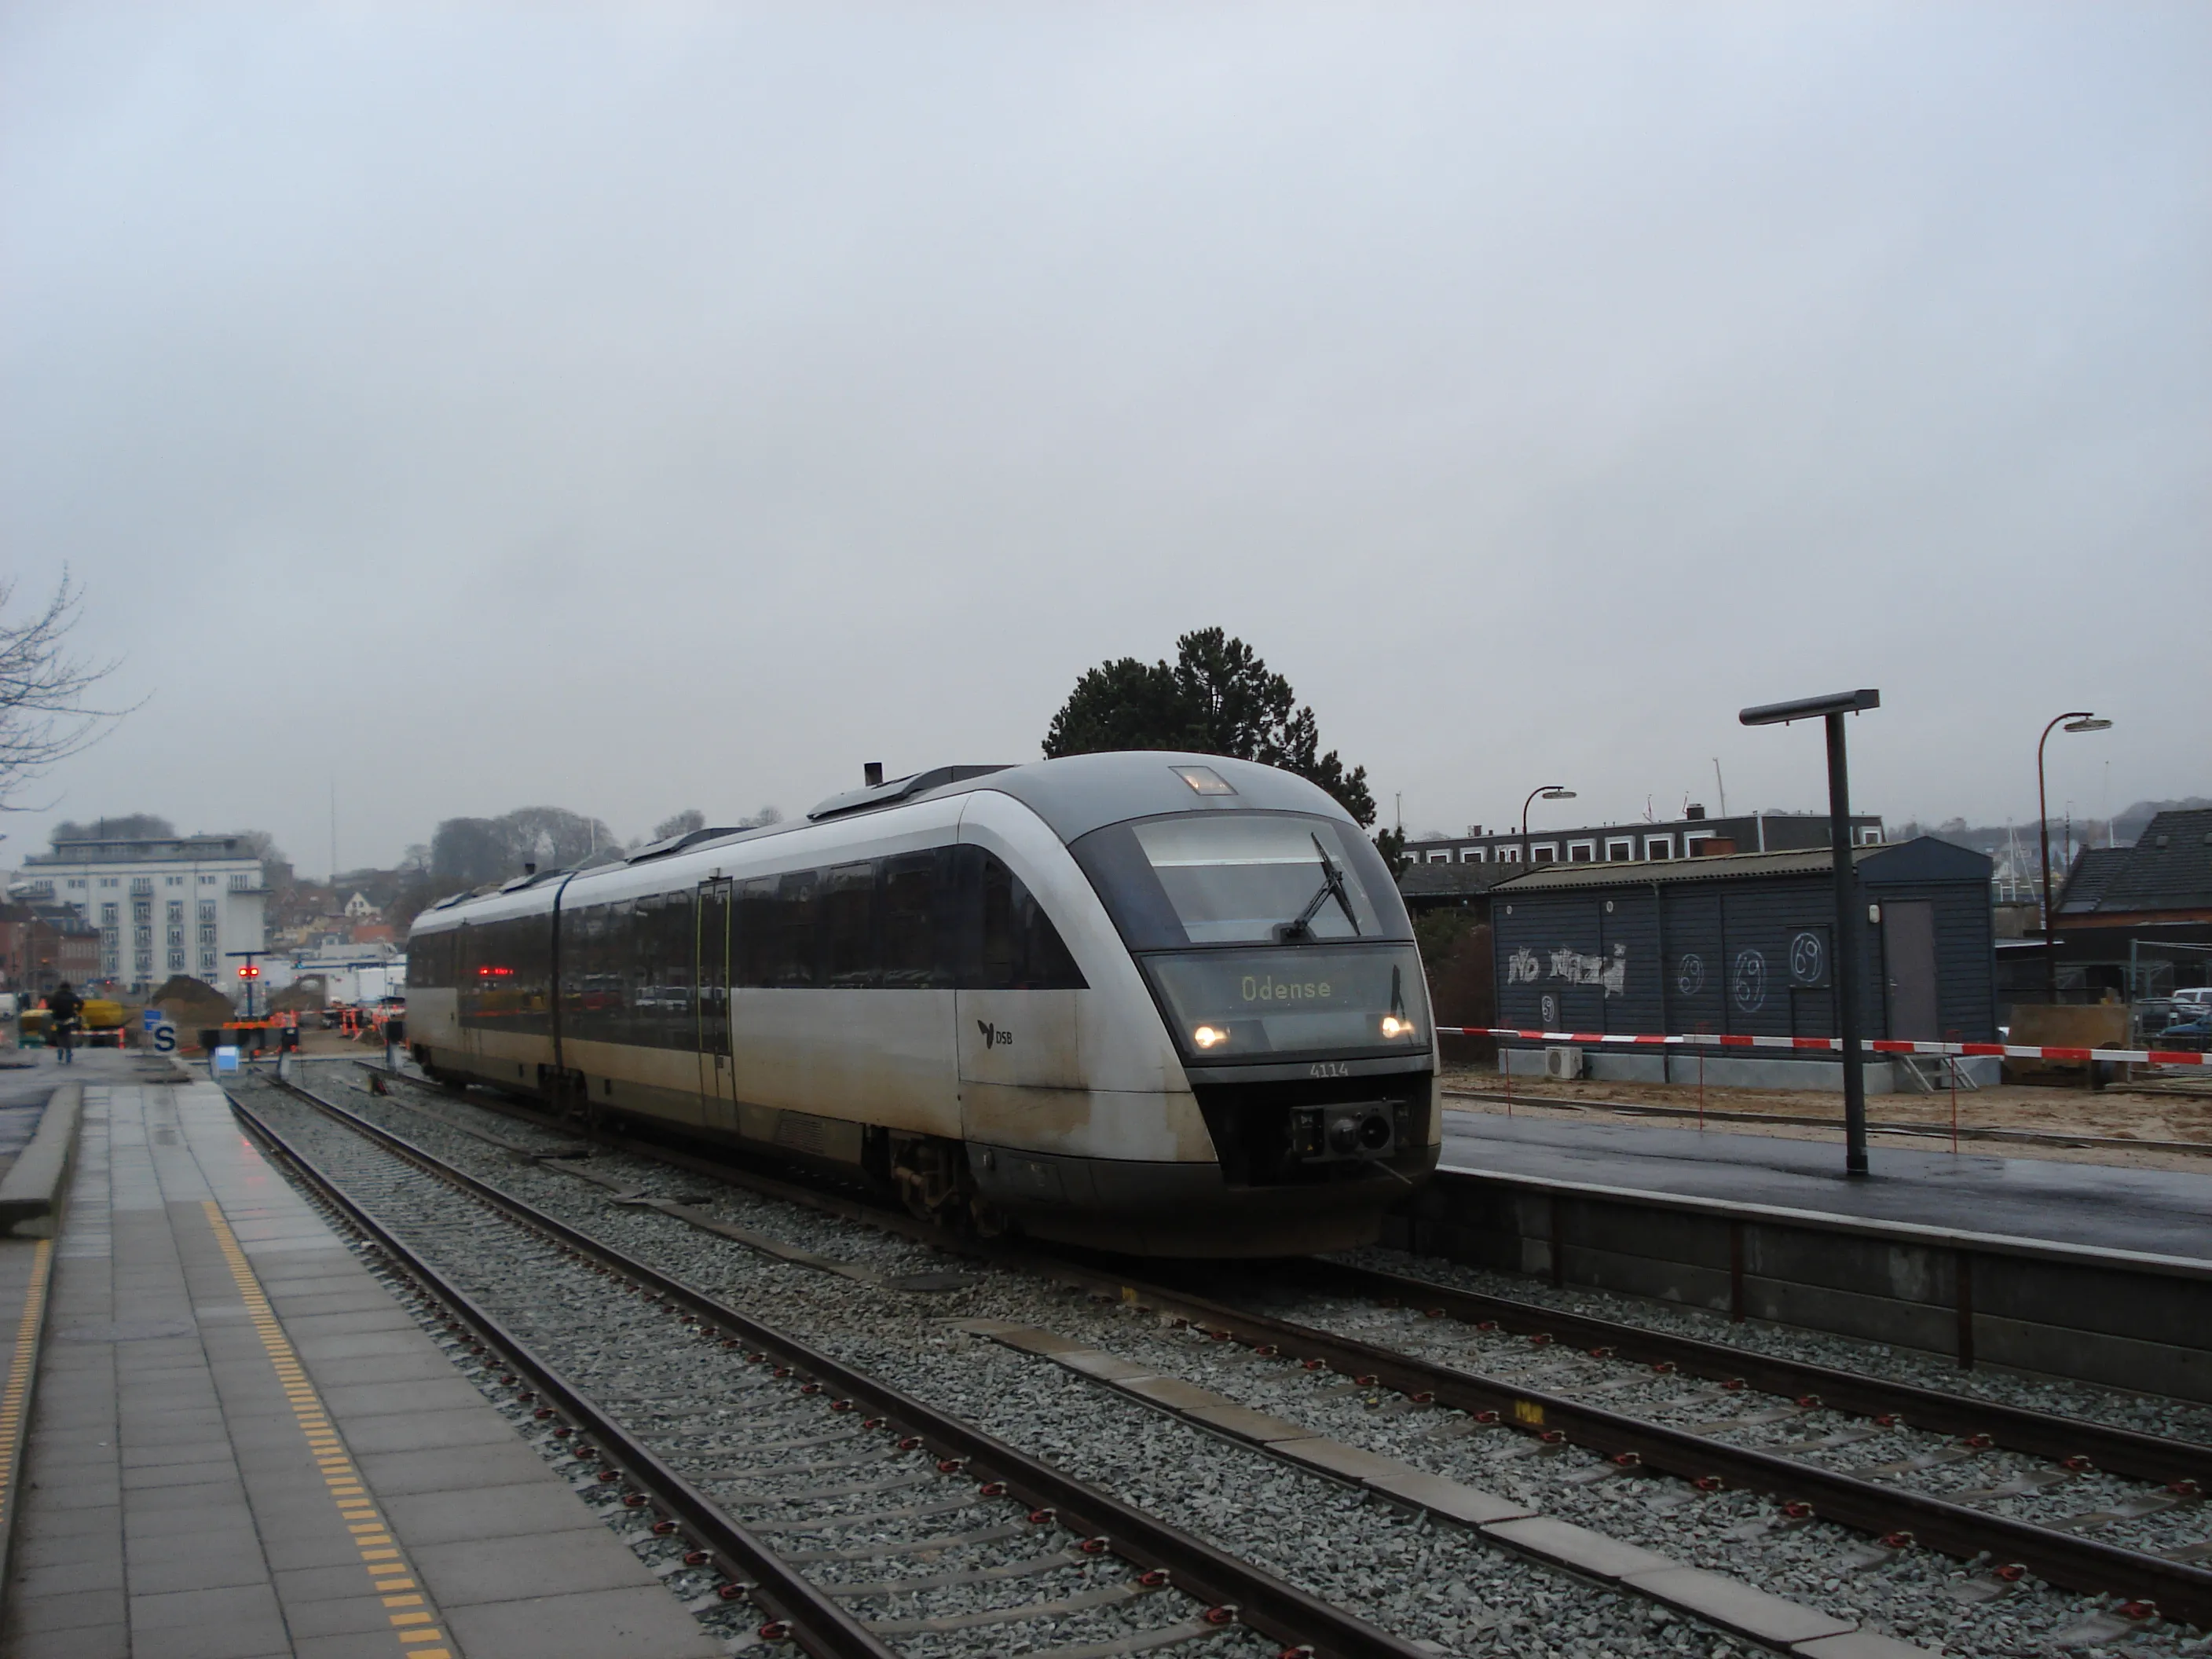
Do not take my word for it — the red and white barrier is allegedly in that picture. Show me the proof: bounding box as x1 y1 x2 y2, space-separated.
1434 1026 2212 1068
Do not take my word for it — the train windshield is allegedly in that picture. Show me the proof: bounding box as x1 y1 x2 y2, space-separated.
1071 812 1405 951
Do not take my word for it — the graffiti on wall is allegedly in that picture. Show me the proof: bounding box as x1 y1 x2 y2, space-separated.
1507 942 1628 998
1730 949 1767 1012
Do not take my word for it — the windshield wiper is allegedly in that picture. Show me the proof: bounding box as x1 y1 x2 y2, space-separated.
1276 833 1361 942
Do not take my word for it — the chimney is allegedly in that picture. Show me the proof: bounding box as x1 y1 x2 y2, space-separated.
1686 804 1707 821
863 762 884 788
523 862 537 877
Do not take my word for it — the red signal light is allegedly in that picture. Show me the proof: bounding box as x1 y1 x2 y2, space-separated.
238 964 261 979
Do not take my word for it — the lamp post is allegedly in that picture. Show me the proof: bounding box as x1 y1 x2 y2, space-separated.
1741 689 1880 1177
2037 712 2111 1001
1522 786 1577 837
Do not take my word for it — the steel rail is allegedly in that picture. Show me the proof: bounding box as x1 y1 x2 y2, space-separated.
243 1075 1438 1659
1284 1258 2212 1490
1027 1258 2212 1630
227 1088 901 1659
364 1062 2212 1488
350 1064 2212 1623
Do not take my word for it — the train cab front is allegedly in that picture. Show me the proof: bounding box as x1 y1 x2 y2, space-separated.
1065 793 1441 1254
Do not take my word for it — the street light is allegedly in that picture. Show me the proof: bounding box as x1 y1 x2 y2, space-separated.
1522 786 1577 836
1741 688 1880 1177
2038 712 2112 1001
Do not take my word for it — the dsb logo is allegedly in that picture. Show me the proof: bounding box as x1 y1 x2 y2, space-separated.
975 1021 1013 1049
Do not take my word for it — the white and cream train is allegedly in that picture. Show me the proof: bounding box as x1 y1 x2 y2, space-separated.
404 752 1439 1255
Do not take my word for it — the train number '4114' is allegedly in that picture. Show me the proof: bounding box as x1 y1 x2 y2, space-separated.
1308 1061 1350 1079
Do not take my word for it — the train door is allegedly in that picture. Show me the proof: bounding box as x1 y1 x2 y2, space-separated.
696 877 737 1132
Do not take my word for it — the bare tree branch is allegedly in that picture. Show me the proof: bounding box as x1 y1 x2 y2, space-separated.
0 569 137 811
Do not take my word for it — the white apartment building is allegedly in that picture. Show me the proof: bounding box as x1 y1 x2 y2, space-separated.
9 834 269 997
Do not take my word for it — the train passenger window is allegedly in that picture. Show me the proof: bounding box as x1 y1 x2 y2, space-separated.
631 894 665 1043
975 849 1086 991
606 900 635 1039
773 871 820 987
734 879 778 988
822 862 880 988
880 851 953 988
657 888 694 1036
566 904 612 1040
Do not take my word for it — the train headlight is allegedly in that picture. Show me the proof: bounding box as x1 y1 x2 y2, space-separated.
1192 1024 1229 1050
1379 1015 1416 1040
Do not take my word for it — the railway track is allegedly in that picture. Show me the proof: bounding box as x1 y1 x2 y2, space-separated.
224 1076 1439 1659
314 1061 2212 1642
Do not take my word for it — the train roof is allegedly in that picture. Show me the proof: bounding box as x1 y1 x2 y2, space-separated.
414 752 1352 926
908 751 1354 843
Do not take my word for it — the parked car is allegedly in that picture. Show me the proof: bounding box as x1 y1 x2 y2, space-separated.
2157 1014 2212 1053
2171 987 2212 1014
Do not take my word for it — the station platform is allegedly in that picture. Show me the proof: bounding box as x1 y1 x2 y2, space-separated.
1440 1108 2212 1265
0 1073 720 1659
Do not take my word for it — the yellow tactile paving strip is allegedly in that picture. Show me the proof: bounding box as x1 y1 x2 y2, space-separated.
0 1238 55 1532
203 1200 459 1658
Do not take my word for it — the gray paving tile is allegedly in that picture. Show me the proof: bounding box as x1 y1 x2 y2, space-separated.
6 1619 130 1659
284 1350 457 1386
24 1437 120 1470
261 1287 375 1313
319 1377 491 1421
119 1409 229 1445
115 1374 219 1404
287 1589 415 1639
444 1584 721 1659
13 1526 122 1571
121 1437 239 1470
38 1469 122 1508
378 1479 599 1546
123 1528 273 1596
284 1309 418 1341
413 1527 654 1607
122 1456 240 1491
274 1562 390 1606
11 1552 126 1597
120 1477 246 1514
128 1582 288 1659
353 1439 551 1496
294 1631 444 1659
262 1521 390 1573
298 1333 447 1368
113 1341 210 1372
3 1585 127 1634
272 1290 403 1317
35 1397 121 1430
339 1404 525 1456
124 1499 255 1542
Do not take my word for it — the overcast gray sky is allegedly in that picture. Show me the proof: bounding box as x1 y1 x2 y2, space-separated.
4 2 2205 877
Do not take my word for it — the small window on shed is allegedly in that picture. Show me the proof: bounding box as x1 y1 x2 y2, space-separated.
1463 846 1486 862
1859 827 1881 845
1426 851 1450 864
1606 837 1635 862
1531 844 1558 863
1645 834 1674 860
1568 841 1595 862
1498 845 1521 862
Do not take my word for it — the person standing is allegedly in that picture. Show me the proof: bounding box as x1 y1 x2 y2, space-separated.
46 982 81 1066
